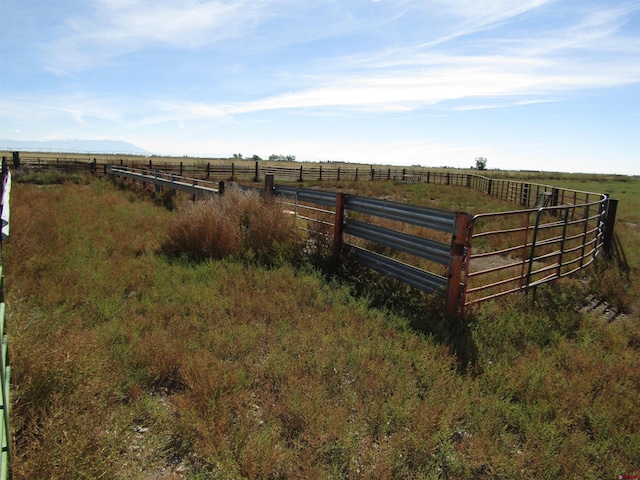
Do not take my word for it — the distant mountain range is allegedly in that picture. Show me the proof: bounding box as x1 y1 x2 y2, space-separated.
0 139 150 155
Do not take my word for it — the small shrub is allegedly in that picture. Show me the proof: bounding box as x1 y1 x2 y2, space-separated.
162 188 303 264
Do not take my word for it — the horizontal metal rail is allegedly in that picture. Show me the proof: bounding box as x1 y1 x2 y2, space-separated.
274 185 337 207
344 219 451 266
108 166 219 196
345 195 457 233
344 244 448 293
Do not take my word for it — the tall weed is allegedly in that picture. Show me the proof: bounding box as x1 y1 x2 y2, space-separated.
162 188 303 264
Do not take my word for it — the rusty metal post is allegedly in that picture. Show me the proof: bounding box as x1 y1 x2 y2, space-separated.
603 197 618 258
446 211 469 317
333 193 346 256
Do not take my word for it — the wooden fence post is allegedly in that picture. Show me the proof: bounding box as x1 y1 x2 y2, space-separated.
446 211 469 317
254 161 259 182
264 173 274 197
522 183 530 207
206 163 210 179
333 193 346 256
298 165 303 182
551 187 559 207
218 180 225 196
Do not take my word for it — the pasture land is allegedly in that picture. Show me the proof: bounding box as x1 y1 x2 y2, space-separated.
4 171 639 478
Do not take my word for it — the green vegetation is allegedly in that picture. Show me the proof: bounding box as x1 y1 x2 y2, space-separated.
13 170 89 186
4 173 639 478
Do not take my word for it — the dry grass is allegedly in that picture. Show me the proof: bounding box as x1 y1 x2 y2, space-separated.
3 174 639 478
162 188 303 264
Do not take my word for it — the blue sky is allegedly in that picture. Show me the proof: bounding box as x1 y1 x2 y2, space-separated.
1 0 639 174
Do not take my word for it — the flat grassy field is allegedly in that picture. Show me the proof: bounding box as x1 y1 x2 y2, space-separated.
4 168 639 479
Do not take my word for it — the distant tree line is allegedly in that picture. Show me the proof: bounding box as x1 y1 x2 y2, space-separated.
231 153 297 162
268 154 296 162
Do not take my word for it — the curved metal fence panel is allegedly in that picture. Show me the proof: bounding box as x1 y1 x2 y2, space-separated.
462 196 609 310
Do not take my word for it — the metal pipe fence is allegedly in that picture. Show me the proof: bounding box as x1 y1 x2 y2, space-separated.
108 165 615 318
462 197 608 309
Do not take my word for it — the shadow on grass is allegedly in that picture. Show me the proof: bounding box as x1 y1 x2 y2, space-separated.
315 253 478 372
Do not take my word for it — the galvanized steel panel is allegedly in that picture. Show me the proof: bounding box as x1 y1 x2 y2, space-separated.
344 244 448 293
109 168 218 196
345 195 457 233
274 185 336 207
344 219 451 265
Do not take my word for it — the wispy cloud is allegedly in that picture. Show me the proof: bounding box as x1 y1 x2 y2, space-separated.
44 0 276 72
144 48 638 121
0 96 124 126
16 1 639 126
42 0 553 73
111 2 634 121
